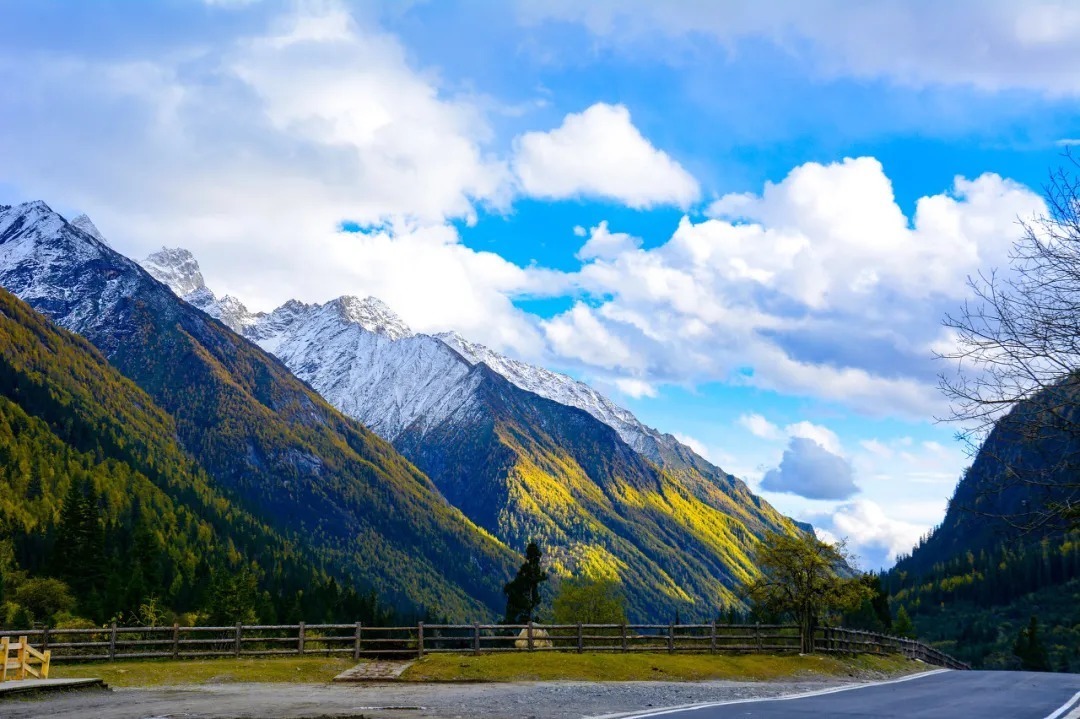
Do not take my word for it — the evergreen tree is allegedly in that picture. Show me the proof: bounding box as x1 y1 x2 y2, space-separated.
893 605 916 638
1013 616 1051 671
503 542 548 624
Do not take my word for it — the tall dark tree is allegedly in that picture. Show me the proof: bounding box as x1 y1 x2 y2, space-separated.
1013 615 1051 671
503 542 548 624
54 478 106 606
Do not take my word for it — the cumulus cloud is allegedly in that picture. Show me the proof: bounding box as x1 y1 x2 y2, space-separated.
512 103 700 208
761 437 859 500
519 0 1080 95
738 413 783 440
0 0 562 356
811 499 928 571
551 158 1044 415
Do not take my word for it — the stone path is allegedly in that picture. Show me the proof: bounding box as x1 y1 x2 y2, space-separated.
332 660 414 682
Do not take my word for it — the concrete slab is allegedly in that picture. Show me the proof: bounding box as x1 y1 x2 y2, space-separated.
0 678 107 698
333 660 414 682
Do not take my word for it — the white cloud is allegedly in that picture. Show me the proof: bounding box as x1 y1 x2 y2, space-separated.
512 103 700 208
551 157 1044 416
811 499 928 571
519 0 1080 95
672 433 712 462
0 0 562 357
542 303 642 370
738 413 783 440
613 377 657 398
577 221 642 261
784 421 842 456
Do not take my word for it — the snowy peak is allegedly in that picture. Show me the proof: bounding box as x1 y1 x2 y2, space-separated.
332 295 412 339
143 247 207 298
69 214 108 245
436 331 662 458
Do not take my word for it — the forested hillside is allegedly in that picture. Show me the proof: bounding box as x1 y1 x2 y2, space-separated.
395 363 804 621
886 394 1080 671
0 287 395 627
0 200 520 621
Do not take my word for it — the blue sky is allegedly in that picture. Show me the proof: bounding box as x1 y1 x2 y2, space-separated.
3 0 1078 569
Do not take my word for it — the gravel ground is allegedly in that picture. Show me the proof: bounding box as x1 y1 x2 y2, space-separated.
0 678 860 719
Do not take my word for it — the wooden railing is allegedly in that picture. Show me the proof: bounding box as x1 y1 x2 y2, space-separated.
0 622 969 670
1 635 51 681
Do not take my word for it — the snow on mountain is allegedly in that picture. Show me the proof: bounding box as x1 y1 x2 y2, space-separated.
435 330 678 461
69 214 108 245
137 245 714 469
0 202 144 337
143 247 207 298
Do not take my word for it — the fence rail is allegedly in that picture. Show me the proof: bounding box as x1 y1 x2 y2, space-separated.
0 622 969 670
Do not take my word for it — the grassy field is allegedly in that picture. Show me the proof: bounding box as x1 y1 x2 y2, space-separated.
49 656 357 687
48 652 919 687
400 652 920 682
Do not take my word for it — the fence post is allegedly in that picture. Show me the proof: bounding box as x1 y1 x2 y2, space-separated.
17 636 27 679
235 622 242 657
417 622 425 659
354 622 362 661
709 621 716 654
755 622 762 652
42 626 49 655
172 623 180 659
108 622 117 661
621 623 628 653
473 622 480 655
577 623 583 653
527 621 534 652
298 622 306 655
667 622 674 654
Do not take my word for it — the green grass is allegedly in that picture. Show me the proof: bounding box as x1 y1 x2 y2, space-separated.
400 652 920 682
49 656 357 686
48 652 921 687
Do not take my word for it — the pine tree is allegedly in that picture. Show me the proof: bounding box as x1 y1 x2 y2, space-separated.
503 542 548 624
1013 616 1051 672
894 605 916 638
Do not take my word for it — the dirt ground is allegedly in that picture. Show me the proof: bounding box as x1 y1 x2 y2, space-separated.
0 677 862 719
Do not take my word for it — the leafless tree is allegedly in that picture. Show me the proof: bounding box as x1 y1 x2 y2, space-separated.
938 162 1080 533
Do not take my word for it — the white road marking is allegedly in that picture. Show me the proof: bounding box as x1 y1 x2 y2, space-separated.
1045 690 1080 719
587 668 951 719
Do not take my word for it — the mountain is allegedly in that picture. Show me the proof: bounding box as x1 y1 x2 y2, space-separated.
0 201 520 620
0 284 347 624
142 243 806 620
885 392 1080 670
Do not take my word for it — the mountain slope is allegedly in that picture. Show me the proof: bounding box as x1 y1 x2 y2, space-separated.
141 244 805 620
0 285 328 623
0 201 520 619
886 392 1080 669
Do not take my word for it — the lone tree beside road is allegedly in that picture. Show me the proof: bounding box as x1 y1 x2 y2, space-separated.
504 541 548 624
741 531 869 653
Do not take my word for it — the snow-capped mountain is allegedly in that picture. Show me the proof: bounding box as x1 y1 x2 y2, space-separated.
0 203 806 619
140 245 702 468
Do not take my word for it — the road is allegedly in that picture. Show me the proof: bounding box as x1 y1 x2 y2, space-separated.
2 670 1077 718
608 670 1080 719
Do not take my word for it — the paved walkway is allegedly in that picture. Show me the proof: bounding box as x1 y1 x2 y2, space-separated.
332 660 414 682
0 678 106 697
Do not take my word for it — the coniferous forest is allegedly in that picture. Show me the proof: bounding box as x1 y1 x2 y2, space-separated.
0 287 423 629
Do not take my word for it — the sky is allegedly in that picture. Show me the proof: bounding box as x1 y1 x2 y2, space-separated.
3 0 1079 570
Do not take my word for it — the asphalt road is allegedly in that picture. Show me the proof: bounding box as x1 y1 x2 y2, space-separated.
611 670 1080 719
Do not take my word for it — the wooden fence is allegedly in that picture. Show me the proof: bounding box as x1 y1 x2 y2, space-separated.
0 623 969 670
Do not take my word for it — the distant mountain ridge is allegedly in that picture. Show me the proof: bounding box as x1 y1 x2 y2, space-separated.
140 242 806 620
0 201 520 619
